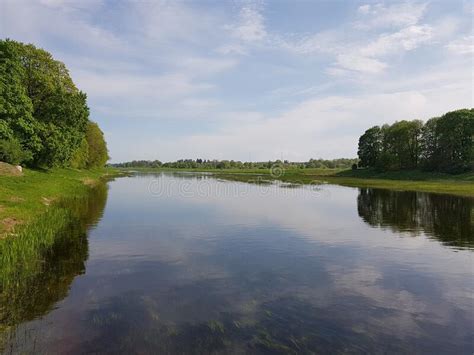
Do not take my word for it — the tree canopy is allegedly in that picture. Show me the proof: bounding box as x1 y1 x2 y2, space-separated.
358 109 473 174
0 39 109 168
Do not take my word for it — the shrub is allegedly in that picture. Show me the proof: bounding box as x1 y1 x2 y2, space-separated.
0 138 31 165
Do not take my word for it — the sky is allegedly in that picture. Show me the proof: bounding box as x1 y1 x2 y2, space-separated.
0 0 472 163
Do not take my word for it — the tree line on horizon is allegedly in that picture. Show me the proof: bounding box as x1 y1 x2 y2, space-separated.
0 39 109 168
110 158 358 169
112 158 359 170
357 109 473 174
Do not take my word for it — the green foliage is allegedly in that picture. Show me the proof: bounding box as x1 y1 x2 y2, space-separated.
420 117 440 171
70 138 89 169
0 40 39 163
0 138 32 165
358 126 382 168
382 120 423 170
0 39 108 168
433 109 474 173
86 122 109 168
358 109 473 174
113 158 359 170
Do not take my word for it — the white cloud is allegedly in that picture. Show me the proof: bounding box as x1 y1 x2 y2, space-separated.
362 25 433 56
216 44 248 55
357 4 371 15
277 7 433 74
354 2 428 30
74 71 214 101
318 24 433 74
217 1 266 56
446 35 474 54
276 30 340 55
176 57 238 77
129 1 221 46
333 24 433 73
0 0 123 52
230 2 266 42
336 54 387 74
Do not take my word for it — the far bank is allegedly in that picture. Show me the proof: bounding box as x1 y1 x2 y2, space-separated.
118 167 474 197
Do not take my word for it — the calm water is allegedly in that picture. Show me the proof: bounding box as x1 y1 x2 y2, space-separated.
1 173 473 354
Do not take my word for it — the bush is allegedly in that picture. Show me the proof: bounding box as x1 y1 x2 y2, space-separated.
0 138 32 165
351 163 358 170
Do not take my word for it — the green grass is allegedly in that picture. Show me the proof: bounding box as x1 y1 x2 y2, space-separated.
0 168 115 340
118 167 474 197
0 167 120 237
335 168 474 181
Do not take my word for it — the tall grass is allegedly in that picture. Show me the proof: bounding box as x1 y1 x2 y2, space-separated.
0 182 108 350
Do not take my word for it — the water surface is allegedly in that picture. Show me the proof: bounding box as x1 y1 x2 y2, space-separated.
1 173 473 354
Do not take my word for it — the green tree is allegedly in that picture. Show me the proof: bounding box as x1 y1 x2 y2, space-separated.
86 122 109 168
435 109 474 173
0 40 41 164
382 120 423 170
357 126 382 168
70 138 89 169
420 117 440 171
0 39 108 169
358 109 473 174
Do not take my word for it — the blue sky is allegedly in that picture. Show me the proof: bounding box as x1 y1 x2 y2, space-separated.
1 0 472 162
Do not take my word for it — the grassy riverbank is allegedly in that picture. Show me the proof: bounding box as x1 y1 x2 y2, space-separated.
120 167 474 197
0 167 117 341
0 167 120 238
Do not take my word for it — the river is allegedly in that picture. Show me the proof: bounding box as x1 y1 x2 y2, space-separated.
1 173 473 354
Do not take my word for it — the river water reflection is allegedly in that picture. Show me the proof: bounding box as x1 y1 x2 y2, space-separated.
1 173 473 354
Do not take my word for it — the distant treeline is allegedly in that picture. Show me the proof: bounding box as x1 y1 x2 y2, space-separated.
0 39 109 168
358 109 473 174
112 158 359 170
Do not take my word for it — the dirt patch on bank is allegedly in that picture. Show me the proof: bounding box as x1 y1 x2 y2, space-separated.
82 178 97 186
9 196 25 203
0 162 23 176
42 197 56 206
1 217 21 233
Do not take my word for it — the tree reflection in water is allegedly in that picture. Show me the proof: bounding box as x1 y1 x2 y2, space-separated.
357 188 473 248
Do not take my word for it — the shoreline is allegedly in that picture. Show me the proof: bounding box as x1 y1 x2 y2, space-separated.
0 167 123 239
117 167 474 197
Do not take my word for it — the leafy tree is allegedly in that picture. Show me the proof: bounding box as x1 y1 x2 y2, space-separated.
434 109 473 173
70 138 89 169
420 117 440 171
11 41 90 167
86 122 109 168
0 39 108 168
382 120 422 170
357 126 382 168
357 109 473 174
0 40 40 164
